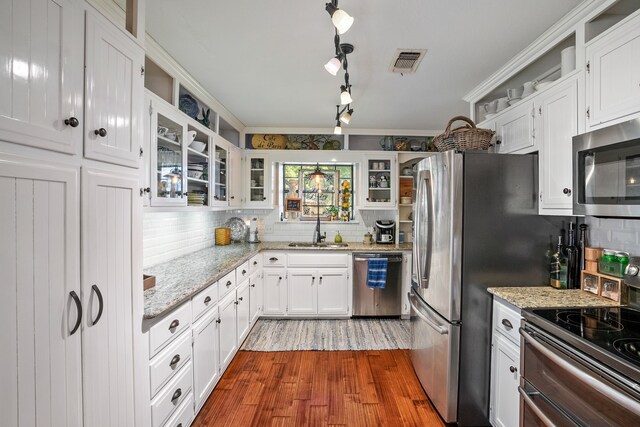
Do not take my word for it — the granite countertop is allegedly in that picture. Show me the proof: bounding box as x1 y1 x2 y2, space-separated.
144 241 413 319
488 286 621 309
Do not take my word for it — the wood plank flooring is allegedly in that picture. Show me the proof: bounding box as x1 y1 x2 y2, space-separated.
192 350 445 427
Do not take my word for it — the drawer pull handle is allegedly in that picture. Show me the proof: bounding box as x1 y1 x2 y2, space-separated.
269 257 278 261
171 388 182 402
204 296 212 304
170 354 180 366
242 269 247 275
169 319 180 330
91 284 104 326
509 365 517 373
226 281 232 287
501 319 513 329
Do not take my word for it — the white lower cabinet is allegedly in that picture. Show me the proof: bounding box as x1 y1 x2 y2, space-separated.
288 269 317 315
249 271 263 323
150 360 193 427
316 270 349 315
490 298 521 427
218 291 238 371
237 281 252 343
263 268 287 315
192 308 220 412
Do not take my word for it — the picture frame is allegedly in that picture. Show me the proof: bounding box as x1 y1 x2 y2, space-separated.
285 197 302 212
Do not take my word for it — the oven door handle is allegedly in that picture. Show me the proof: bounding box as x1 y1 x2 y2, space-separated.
518 387 557 427
520 328 640 416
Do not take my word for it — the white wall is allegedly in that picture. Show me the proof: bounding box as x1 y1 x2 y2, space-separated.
585 216 640 255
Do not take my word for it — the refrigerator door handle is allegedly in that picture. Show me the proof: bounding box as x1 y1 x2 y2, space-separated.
414 171 433 289
409 292 448 335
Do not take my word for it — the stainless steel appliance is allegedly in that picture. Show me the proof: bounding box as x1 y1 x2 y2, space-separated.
374 220 395 244
521 307 640 426
410 151 567 425
353 253 402 316
573 117 640 217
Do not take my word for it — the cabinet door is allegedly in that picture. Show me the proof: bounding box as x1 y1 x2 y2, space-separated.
288 269 317 315
538 78 577 214
317 269 349 315
262 269 287 316
0 156 82 427
586 14 640 128
228 145 242 207
236 281 251 342
490 333 520 427
361 156 397 209
249 271 262 323
84 9 144 168
192 308 220 412
245 154 271 207
218 291 237 371
0 0 83 154
212 140 228 206
495 101 536 154
81 167 146 427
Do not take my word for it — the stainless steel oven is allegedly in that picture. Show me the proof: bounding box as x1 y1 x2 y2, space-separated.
520 318 640 426
573 118 640 217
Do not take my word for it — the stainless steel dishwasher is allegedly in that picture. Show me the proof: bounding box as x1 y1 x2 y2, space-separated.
353 253 403 316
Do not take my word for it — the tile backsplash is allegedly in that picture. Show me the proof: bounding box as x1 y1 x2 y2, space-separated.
585 216 640 255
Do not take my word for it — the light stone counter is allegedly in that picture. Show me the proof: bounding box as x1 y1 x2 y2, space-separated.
487 286 621 309
144 241 412 319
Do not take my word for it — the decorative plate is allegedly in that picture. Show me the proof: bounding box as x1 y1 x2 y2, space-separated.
225 217 247 242
179 94 199 119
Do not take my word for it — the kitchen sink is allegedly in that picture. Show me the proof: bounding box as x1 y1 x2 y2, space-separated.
288 242 349 248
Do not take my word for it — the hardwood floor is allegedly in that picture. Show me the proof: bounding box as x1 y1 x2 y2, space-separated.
192 350 445 427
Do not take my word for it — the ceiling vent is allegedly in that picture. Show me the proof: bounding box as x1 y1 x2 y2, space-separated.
389 49 427 74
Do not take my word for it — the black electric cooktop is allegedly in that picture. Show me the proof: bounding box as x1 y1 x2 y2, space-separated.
528 306 640 370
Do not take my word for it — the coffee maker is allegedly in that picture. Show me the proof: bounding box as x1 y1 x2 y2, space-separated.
375 220 396 244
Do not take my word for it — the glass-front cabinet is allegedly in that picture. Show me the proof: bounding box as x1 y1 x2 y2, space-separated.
150 101 186 207
185 123 210 207
244 154 271 207
361 155 397 209
212 141 228 206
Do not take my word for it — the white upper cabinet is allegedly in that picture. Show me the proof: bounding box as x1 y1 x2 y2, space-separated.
0 0 84 154
84 9 144 168
228 145 242 207
361 155 397 209
495 101 536 154
586 12 640 129
538 78 577 214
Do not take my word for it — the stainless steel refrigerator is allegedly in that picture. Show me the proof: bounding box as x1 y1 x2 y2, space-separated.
409 151 566 426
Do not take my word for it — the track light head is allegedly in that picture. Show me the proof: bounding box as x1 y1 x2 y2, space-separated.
324 55 342 75
334 121 342 135
339 108 353 124
325 2 354 34
340 86 352 105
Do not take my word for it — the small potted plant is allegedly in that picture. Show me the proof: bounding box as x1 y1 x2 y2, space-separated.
326 205 339 221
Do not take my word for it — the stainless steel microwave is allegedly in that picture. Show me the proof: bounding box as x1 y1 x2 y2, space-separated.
573 118 640 217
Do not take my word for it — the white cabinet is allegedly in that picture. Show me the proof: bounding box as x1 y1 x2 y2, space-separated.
244 154 272 207
228 145 242 207
361 155 397 209
192 308 220 412
0 155 82 427
401 252 412 318
211 139 229 206
316 269 349 315
81 167 145 427
249 271 263 324
237 281 251 342
490 298 521 427
218 291 238 371
0 0 84 154
288 269 317 315
586 12 640 129
84 9 144 168
537 78 578 214
495 101 536 154
263 269 287 316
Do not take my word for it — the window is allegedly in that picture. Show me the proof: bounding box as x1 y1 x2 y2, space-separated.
282 163 354 221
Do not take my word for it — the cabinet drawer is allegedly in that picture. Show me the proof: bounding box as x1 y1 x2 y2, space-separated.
263 252 286 267
236 261 250 283
151 361 193 427
192 282 218 321
149 330 192 398
288 252 348 268
150 303 192 358
249 253 262 274
493 299 521 346
162 391 194 427
218 270 236 300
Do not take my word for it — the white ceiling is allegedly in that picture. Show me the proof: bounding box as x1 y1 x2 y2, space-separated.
137 0 583 131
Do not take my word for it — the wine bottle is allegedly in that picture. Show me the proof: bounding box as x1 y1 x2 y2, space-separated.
578 223 588 272
565 223 580 289
550 235 568 289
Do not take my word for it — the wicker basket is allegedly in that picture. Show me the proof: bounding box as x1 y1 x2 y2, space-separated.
433 116 494 152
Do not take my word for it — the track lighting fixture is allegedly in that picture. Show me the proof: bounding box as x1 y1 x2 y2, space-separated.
325 1 354 35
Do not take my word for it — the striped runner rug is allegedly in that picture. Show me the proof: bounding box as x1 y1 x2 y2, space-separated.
240 318 410 351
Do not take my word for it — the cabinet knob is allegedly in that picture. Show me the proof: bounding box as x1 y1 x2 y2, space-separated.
226 281 232 287
501 318 513 329
509 366 517 373
94 128 107 137
242 269 247 275
238 297 243 301
216 318 221 324
140 187 150 196
64 117 79 127
563 188 572 196
279 276 282 280
495 139 502 145
263 197 267 200
253 261 258 265
234 300 239 305
251 284 255 288
230 196 235 199
204 296 212 304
